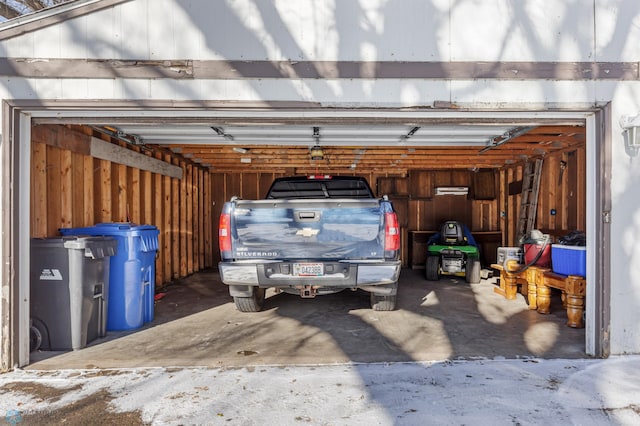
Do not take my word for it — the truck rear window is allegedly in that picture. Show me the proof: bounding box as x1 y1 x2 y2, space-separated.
267 178 374 199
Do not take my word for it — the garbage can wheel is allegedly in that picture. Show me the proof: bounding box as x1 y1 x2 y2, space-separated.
30 325 42 352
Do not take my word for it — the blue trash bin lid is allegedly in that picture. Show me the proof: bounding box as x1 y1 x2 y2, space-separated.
93 223 157 232
94 223 159 252
59 223 159 252
61 223 158 235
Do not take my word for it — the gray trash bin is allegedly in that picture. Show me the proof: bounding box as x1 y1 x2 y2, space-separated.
30 236 117 351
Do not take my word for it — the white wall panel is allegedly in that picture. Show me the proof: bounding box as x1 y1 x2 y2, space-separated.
171 2 207 60
2 33 34 57
149 0 174 59
1 78 37 98
32 23 61 58
450 0 595 61
595 0 640 61
118 0 150 59
84 7 118 59
58 18 88 58
89 79 118 97
609 82 640 354
32 79 62 99
60 78 90 98
113 78 151 98
6 0 640 62
147 79 203 100
451 80 596 105
2 76 449 106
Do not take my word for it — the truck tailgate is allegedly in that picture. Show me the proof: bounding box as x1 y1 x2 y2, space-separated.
230 198 386 260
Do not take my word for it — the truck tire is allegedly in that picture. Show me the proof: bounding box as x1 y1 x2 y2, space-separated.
466 259 481 284
30 324 42 352
370 293 397 311
233 287 266 312
425 255 440 281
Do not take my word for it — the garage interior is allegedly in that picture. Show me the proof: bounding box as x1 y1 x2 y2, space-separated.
26 109 587 368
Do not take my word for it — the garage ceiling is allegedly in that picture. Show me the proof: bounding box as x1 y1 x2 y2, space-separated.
65 109 584 174
105 123 584 174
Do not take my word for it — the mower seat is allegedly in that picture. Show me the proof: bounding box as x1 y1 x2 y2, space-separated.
439 221 468 245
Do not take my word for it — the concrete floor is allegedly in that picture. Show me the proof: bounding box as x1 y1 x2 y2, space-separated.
27 268 586 370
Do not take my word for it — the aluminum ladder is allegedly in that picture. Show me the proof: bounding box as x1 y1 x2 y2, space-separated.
516 158 544 241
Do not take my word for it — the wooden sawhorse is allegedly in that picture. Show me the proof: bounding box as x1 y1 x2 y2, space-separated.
491 262 542 302
537 271 586 328
491 262 586 328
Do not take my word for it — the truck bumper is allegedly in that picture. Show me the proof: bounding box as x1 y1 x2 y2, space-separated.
219 260 401 289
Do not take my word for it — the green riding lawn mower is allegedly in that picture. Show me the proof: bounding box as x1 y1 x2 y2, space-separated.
425 220 481 284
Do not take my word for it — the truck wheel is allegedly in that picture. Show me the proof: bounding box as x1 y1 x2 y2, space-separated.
370 293 396 311
233 287 266 312
425 256 440 281
466 259 481 284
30 324 42 352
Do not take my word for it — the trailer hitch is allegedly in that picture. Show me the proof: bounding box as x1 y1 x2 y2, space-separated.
299 285 317 298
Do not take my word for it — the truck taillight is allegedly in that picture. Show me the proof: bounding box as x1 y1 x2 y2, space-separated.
384 212 400 251
219 213 232 254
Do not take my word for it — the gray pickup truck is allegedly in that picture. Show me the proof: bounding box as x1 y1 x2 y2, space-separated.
218 175 401 312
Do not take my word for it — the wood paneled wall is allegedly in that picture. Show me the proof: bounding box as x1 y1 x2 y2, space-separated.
30 125 213 289
500 148 586 246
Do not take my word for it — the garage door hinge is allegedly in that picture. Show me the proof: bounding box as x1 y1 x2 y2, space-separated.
602 211 611 223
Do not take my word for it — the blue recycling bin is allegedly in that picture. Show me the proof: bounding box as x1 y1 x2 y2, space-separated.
60 223 159 331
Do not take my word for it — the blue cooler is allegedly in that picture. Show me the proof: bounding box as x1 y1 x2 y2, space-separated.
551 244 587 277
60 223 159 331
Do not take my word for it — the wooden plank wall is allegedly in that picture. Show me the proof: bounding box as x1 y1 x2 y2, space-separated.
500 148 587 246
30 125 213 289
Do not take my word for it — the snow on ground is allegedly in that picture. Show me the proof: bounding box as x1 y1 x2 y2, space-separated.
1 356 640 425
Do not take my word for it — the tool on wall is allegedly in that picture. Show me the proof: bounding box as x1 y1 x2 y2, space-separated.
558 160 567 185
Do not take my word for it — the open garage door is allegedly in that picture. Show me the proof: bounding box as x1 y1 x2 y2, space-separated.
1 103 609 369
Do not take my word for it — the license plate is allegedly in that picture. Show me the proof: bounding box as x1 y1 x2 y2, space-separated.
293 263 324 276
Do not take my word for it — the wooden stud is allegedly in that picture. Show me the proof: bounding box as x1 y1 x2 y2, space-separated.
31 142 47 237
95 159 112 222
112 161 127 222
576 147 586 230
60 149 73 229
242 173 258 200
171 159 180 279
129 164 141 224
83 155 94 226
196 167 204 271
544 156 557 231
164 154 174 282
258 172 273 199
179 160 187 278
203 169 212 269
46 146 62 236
71 151 84 228
185 163 193 275
152 152 163 286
